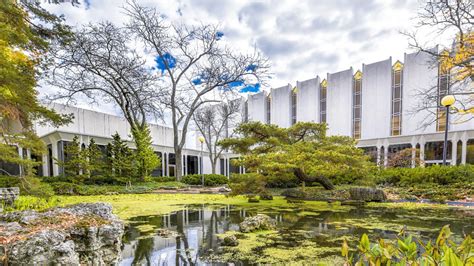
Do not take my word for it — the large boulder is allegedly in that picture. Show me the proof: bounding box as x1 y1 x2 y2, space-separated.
349 187 387 202
239 214 276 233
0 202 124 265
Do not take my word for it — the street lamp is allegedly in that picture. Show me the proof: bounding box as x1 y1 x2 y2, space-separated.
441 95 455 166
198 136 205 186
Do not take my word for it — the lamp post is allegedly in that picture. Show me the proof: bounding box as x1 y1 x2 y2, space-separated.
441 95 455 166
198 136 205 186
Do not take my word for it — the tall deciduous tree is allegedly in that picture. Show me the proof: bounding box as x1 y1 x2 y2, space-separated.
124 1 270 180
220 122 374 190
49 21 161 180
194 100 241 174
0 0 71 180
406 0 473 125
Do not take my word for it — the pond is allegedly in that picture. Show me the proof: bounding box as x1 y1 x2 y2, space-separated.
119 202 473 265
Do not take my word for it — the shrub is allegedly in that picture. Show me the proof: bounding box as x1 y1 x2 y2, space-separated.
0 175 21 187
181 174 228 186
374 165 474 186
50 182 80 195
228 173 266 197
281 188 307 199
0 176 54 198
153 176 177 182
342 225 472 265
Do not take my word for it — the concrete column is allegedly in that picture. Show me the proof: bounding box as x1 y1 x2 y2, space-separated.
17 147 23 176
51 141 59 176
197 155 201 175
42 154 48 177
451 139 457 165
161 152 165 177
383 147 388 168
462 140 467 164
411 144 416 168
419 141 425 167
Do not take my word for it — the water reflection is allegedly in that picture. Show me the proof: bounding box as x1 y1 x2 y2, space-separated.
120 204 473 265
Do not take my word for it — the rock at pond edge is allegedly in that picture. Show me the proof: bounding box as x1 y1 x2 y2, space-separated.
240 214 277 233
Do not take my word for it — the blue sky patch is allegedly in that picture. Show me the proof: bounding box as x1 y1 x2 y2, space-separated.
155 53 177 74
239 83 261 93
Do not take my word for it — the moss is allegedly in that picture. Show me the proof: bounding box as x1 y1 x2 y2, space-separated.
12 194 470 221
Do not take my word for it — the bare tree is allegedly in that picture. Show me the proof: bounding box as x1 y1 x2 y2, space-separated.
405 0 473 126
124 1 270 180
48 22 162 179
194 100 241 174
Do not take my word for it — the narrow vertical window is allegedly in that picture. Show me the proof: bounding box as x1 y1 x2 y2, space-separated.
391 61 403 136
320 79 327 123
266 94 271 124
352 71 362 139
291 87 297 125
437 58 450 132
244 100 248 123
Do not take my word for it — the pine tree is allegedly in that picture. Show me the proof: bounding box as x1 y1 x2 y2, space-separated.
56 136 83 181
85 138 105 178
131 126 160 181
107 133 134 180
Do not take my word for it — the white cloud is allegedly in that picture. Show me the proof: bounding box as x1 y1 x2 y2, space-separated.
42 0 446 103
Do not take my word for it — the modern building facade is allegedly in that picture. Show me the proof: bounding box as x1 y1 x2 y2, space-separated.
246 49 474 166
30 104 243 178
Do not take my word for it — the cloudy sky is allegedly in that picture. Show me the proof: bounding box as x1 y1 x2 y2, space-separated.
44 0 433 88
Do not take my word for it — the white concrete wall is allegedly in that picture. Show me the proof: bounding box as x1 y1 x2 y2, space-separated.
35 104 180 147
327 69 353 136
271 84 292 127
296 77 320 123
361 58 392 139
247 91 266 123
402 50 439 135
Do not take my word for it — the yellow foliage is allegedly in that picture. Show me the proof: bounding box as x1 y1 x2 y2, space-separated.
439 32 474 81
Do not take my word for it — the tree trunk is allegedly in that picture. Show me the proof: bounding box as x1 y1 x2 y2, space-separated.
211 158 217 174
175 148 183 181
293 168 334 190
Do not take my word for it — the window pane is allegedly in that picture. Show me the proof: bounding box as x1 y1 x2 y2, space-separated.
393 101 401 113
394 71 401 84
321 113 326 123
354 107 361 119
393 86 401 99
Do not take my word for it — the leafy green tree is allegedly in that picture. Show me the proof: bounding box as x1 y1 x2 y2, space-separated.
0 0 71 184
221 122 374 190
131 126 160 181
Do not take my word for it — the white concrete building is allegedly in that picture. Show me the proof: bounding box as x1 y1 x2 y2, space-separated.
2 49 473 178
30 104 242 178
243 49 474 166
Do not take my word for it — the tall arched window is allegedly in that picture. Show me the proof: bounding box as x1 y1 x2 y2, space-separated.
391 61 403 136
291 87 297 125
320 79 327 123
352 70 362 139
266 94 271 124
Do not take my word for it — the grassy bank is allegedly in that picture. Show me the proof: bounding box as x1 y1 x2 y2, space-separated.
8 193 468 220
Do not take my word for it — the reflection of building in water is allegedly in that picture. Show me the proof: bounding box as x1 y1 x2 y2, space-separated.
120 206 236 265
